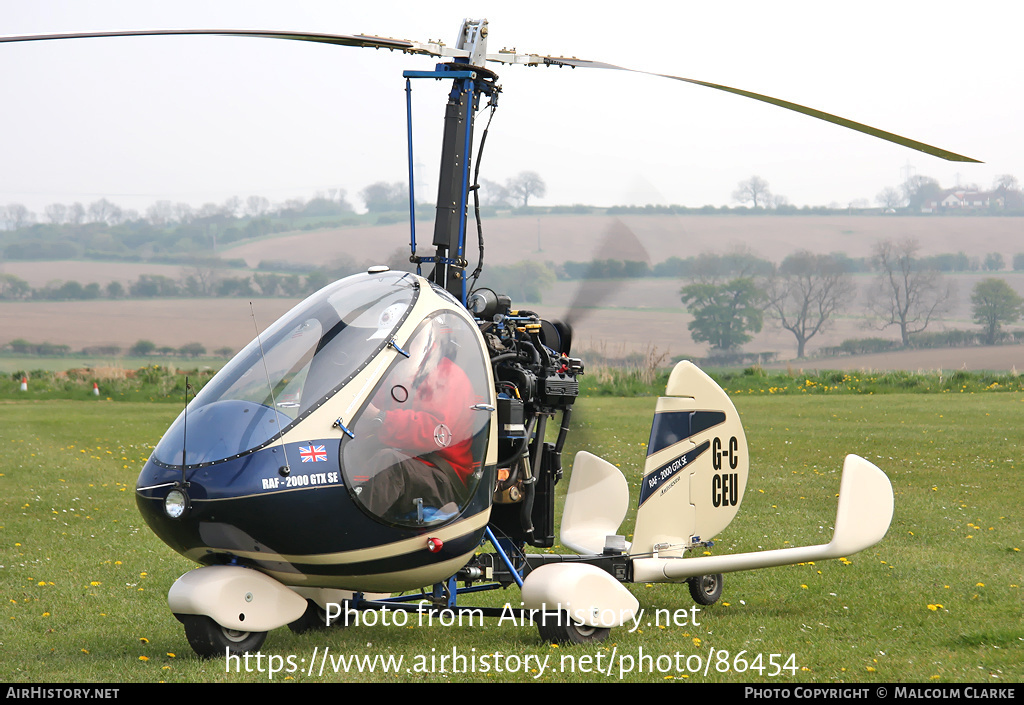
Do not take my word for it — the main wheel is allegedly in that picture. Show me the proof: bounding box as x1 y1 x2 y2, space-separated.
288 599 337 634
688 573 724 605
537 612 610 645
180 614 267 658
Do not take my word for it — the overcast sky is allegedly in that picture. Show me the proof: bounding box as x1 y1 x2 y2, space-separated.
1 0 1020 215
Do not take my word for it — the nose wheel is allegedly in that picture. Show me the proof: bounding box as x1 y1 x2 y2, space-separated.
178 614 268 658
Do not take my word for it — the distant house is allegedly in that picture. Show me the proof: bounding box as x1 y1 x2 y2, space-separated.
922 189 996 212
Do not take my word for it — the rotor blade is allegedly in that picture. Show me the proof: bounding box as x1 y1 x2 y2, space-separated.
489 54 980 163
0 29 470 59
2 28 978 162
563 218 651 330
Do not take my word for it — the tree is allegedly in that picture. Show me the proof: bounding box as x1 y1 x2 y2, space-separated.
44 203 68 224
245 195 271 217
766 251 855 358
506 171 546 207
129 340 157 356
993 174 1024 210
731 176 771 208
87 198 122 225
145 200 176 226
690 248 772 281
67 202 86 225
971 278 1022 345
130 274 180 297
181 257 224 296
875 186 903 210
0 273 30 300
2 203 34 230
993 174 1020 192
105 281 125 299
360 182 407 212
901 175 942 211
680 278 765 351
479 261 555 303
984 252 1005 271
866 239 954 346
479 178 513 207
179 342 206 358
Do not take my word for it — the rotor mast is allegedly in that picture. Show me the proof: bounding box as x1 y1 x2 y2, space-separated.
428 19 496 304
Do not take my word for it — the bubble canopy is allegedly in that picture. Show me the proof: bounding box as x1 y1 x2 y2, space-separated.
151 271 418 467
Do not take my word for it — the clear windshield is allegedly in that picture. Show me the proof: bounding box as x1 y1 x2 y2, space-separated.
342 310 493 527
151 270 418 466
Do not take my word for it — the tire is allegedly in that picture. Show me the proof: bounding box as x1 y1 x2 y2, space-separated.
288 599 333 634
688 573 724 605
536 611 610 645
180 614 267 658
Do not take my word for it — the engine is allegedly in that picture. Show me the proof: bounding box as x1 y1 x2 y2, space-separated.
467 288 583 548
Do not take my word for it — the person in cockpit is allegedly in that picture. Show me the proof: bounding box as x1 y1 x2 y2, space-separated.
356 315 477 524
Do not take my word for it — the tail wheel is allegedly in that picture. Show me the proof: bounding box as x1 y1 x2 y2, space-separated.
179 614 267 658
536 611 610 644
688 573 724 605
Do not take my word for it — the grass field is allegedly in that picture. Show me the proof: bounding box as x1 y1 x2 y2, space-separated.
1 392 1020 683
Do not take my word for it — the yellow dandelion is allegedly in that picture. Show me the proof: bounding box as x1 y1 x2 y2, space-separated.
976 582 985 587
139 656 149 662
139 637 149 644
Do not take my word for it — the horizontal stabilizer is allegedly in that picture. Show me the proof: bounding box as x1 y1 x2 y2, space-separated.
632 454 893 583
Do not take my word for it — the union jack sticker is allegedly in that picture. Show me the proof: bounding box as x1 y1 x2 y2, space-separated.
299 444 328 463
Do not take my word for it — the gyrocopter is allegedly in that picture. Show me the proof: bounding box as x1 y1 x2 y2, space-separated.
2 19 976 657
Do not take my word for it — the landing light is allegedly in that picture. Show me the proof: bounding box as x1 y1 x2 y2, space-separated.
164 489 189 519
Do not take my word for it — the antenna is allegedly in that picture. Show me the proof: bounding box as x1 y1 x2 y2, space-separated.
180 376 191 485
900 160 915 185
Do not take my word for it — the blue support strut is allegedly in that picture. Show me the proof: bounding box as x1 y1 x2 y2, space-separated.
404 78 418 273
486 526 524 588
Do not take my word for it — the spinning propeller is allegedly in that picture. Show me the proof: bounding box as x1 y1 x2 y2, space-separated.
0 21 979 163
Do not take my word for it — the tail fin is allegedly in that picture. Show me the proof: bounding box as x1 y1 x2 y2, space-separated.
631 361 748 558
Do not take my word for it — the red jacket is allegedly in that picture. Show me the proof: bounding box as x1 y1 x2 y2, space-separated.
378 357 477 483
